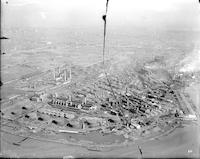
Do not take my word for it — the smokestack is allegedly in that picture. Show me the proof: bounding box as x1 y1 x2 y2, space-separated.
54 68 56 80
58 67 60 74
69 67 72 81
84 96 87 104
64 69 67 81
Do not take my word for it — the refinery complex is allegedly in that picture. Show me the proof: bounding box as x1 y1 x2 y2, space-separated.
1 59 198 150
1 1 199 156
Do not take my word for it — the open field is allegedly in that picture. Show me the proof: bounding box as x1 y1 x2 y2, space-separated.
0 123 199 158
1 27 200 158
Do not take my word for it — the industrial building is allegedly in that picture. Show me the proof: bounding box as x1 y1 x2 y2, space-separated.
54 66 72 83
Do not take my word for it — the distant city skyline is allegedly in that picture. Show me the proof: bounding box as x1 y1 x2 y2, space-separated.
1 0 200 30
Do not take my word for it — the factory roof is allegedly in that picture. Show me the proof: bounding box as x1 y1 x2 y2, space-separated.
54 97 69 101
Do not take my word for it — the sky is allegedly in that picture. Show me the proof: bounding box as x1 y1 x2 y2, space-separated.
1 0 200 30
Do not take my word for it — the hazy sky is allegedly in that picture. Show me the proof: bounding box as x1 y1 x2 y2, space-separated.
2 0 200 30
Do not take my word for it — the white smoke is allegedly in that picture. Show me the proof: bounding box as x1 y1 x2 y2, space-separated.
179 45 200 73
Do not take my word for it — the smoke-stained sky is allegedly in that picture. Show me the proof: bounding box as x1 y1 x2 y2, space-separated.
2 0 200 30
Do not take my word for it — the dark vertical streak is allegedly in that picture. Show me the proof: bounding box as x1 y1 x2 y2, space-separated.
137 145 143 158
102 0 109 65
101 0 124 116
0 0 2 55
102 14 106 65
106 0 109 13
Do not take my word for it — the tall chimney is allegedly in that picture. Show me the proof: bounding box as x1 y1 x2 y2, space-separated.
64 69 67 81
69 67 72 81
58 67 60 74
54 68 56 80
